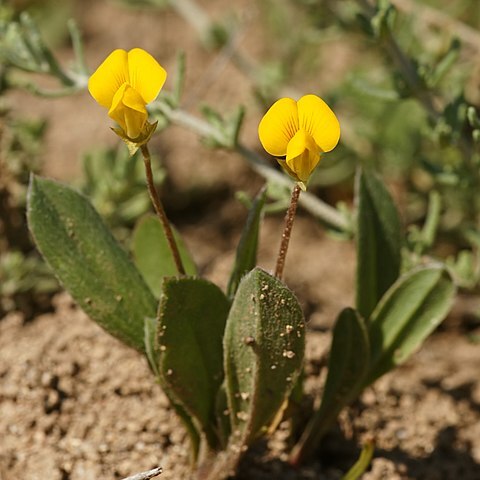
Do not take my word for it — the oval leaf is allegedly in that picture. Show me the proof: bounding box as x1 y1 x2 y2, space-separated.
356 169 402 320
227 187 266 300
224 267 305 445
319 308 369 414
366 265 455 384
156 276 230 447
132 214 197 297
27 175 157 352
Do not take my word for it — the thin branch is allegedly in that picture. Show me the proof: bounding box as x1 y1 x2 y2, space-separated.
152 101 351 232
165 0 266 92
392 0 480 52
235 144 349 231
357 0 475 168
357 0 439 120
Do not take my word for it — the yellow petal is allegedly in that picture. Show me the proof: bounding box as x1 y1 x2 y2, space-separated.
258 98 299 157
285 129 317 160
88 49 129 108
285 129 320 183
124 109 148 139
127 48 167 104
297 94 340 153
122 84 148 113
287 150 321 183
109 84 147 139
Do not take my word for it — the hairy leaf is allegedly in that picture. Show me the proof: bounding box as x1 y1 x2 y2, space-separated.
356 169 402 320
224 267 304 445
227 187 267 300
27 175 156 352
290 308 369 465
132 214 197 297
156 276 229 448
366 265 455 384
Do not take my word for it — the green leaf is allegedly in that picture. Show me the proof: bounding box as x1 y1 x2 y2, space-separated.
226 187 267 300
27 175 156 352
319 308 369 417
356 168 402 320
224 267 305 445
290 308 369 465
132 214 197 297
144 316 160 376
156 276 230 447
214 381 231 448
366 265 455 384
145 316 201 461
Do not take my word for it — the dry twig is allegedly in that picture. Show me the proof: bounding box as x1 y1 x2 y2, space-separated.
121 466 163 480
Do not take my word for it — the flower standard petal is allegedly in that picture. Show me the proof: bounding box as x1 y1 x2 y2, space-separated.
88 49 129 108
258 97 299 157
127 48 167 104
297 94 340 153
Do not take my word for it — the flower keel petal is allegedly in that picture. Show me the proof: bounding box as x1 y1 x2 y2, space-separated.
288 150 321 183
286 129 320 183
109 84 147 139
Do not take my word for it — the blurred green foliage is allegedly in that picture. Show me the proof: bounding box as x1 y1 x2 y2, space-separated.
2 0 480 301
249 0 480 288
80 146 165 242
0 105 58 318
0 3 88 96
0 5 165 317
0 103 165 317
0 250 57 317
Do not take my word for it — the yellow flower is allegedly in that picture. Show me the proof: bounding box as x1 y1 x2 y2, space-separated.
258 94 340 188
88 48 166 141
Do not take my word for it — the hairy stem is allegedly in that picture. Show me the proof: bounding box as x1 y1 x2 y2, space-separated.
141 144 185 276
275 184 301 280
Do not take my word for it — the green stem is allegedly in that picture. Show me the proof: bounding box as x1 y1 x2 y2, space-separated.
140 144 186 276
275 184 301 280
67 19 89 77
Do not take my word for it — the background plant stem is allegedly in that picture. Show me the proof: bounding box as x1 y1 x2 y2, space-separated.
152 102 351 233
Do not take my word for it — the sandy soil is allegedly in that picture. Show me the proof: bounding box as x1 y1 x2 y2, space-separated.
2 288 480 480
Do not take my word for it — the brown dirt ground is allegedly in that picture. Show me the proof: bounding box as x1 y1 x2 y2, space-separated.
2 1 480 479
